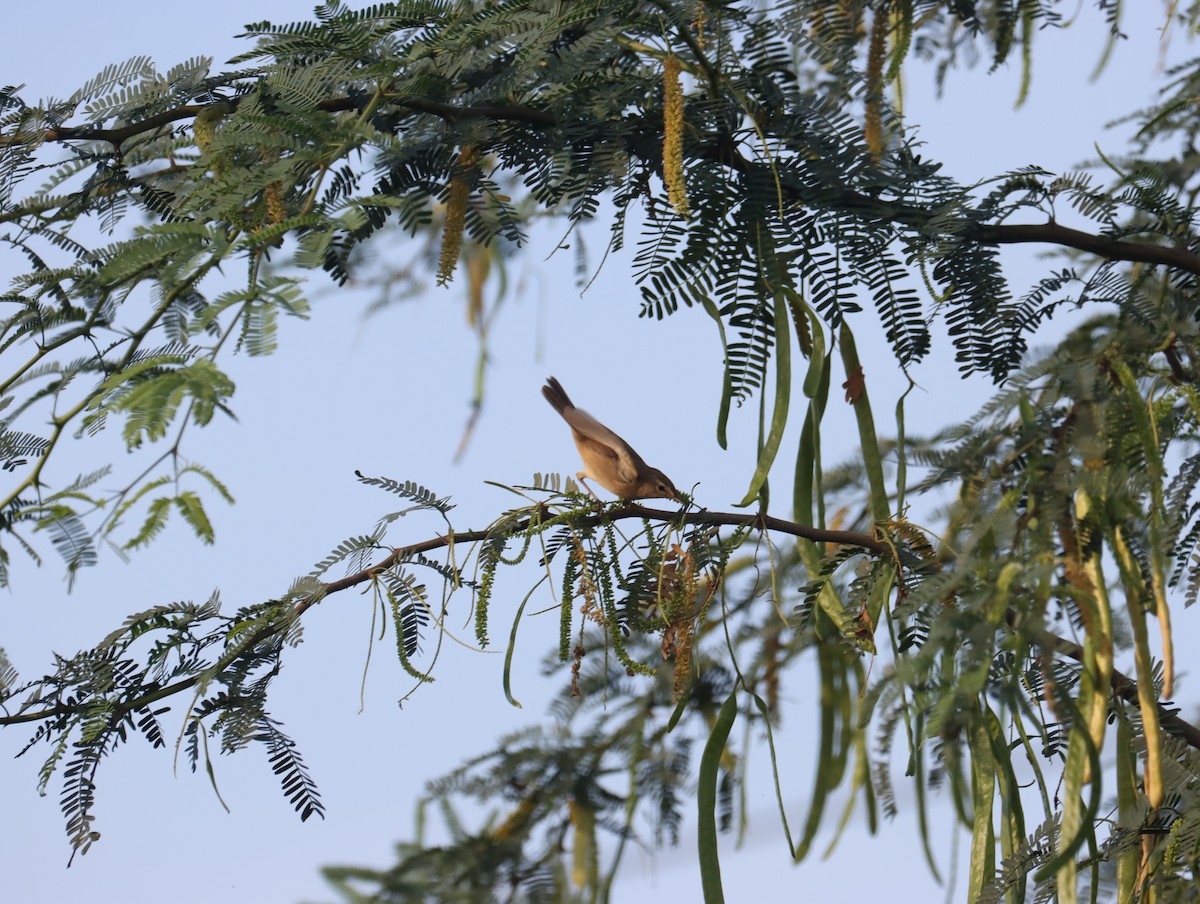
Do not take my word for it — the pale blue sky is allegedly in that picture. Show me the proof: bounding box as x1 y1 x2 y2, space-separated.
1 4 1193 902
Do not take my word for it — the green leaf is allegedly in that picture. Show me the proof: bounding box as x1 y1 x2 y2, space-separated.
174 491 214 544
106 359 236 449
123 496 173 550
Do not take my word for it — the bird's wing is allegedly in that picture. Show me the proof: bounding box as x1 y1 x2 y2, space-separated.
561 406 642 483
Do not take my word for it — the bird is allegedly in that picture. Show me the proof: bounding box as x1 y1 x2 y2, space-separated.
541 376 680 502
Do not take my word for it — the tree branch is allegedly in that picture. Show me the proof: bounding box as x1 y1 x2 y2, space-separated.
1014 611 1200 751
390 96 556 126
705 139 1200 279
976 221 1200 275
40 94 553 148
316 502 886 607
4 502 1196 758
46 104 218 147
0 502 875 729
35 90 1200 278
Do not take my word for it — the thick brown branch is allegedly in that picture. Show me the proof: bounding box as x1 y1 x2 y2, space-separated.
1021 615 1200 751
702 140 1200 279
977 221 1200 275
46 104 210 146
35 88 1200 277
391 96 556 125
41 94 552 148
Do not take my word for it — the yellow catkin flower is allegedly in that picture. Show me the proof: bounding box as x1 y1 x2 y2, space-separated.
662 56 689 219
264 181 286 225
492 793 539 841
569 797 596 888
258 148 286 227
864 8 888 158
192 103 232 179
691 1 707 49
193 117 215 156
437 145 478 286
671 620 695 702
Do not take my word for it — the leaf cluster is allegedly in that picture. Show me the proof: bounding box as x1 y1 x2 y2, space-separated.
6 2 1200 901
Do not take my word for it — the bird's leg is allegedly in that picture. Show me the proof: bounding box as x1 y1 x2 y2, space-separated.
576 472 603 502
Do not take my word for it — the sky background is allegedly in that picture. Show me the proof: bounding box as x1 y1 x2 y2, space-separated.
1 3 1195 902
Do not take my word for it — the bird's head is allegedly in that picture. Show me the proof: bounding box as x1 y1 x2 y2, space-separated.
632 468 681 502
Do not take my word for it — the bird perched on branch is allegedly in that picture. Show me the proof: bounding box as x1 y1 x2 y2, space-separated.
542 376 680 502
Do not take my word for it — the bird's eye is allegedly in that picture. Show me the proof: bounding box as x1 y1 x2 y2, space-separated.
657 484 666 492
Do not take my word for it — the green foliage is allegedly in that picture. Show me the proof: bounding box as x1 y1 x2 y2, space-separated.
257 714 326 822
4 1 1200 901
0 0 1179 583
384 570 432 680
357 471 456 522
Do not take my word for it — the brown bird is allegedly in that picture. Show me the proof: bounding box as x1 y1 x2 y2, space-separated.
542 376 680 502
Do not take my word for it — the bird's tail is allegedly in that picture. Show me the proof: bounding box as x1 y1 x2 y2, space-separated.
541 376 574 415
